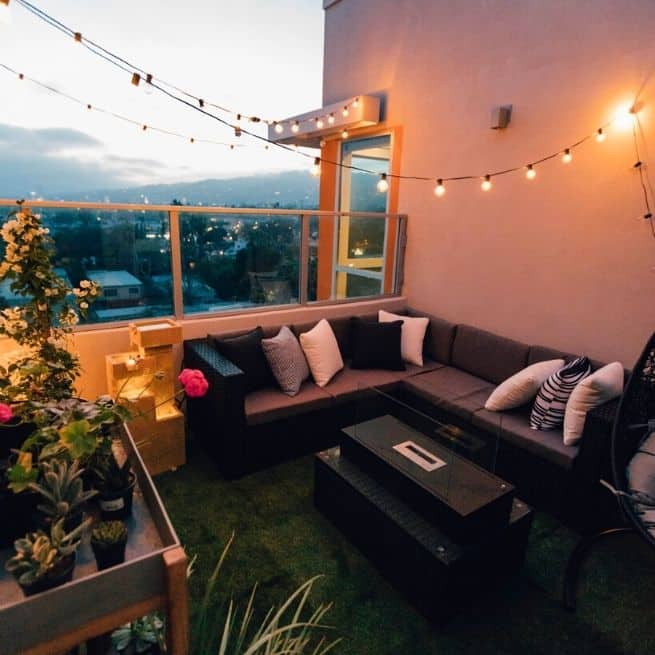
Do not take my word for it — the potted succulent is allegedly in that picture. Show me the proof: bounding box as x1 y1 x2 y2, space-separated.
90 520 128 570
111 613 165 655
90 451 136 520
30 458 97 530
5 515 91 596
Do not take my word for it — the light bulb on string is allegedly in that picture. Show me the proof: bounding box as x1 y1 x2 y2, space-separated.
291 121 300 133
0 0 11 27
341 129 349 139
342 106 349 118
352 97 360 108
525 164 536 180
131 72 141 87
377 173 389 193
310 157 321 177
481 175 492 192
316 117 324 129
562 148 572 164
274 122 284 134
143 73 153 96
595 128 606 142
328 113 335 125
613 103 638 131
434 179 445 197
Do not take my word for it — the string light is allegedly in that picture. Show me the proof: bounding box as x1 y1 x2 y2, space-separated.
291 120 300 133
596 128 606 142
352 97 360 108
316 117 324 129
481 175 493 192
434 179 446 197
342 106 349 118
131 72 141 87
341 129 349 139
0 0 11 26
274 121 283 134
525 164 536 180
310 157 321 177
377 173 389 193
73 31 82 43
328 113 335 125
562 148 572 163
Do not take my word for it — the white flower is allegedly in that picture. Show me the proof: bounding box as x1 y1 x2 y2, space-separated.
79 301 88 309
79 280 91 288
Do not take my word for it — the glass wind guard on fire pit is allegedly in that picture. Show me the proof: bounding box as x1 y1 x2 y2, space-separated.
348 386 504 512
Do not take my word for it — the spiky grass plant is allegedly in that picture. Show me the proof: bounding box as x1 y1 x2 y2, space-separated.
191 534 340 655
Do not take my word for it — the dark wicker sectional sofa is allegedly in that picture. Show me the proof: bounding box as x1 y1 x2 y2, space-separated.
183 308 621 526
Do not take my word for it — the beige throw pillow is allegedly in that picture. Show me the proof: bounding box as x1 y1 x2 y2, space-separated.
485 359 565 411
299 319 344 387
379 310 429 367
563 362 624 446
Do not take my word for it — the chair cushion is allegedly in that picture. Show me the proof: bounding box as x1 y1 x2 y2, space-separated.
403 366 492 408
322 364 406 403
563 362 624 446
245 382 333 426
292 317 352 358
451 325 529 384
527 345 573 366
379 309 429 366
439 387 495 421
210 326 274 392
351 317 405 371
530 356 591 430
485 359 565 411
498 411 579 470
407 308 456 365
261 326 310 397
299 319 344 387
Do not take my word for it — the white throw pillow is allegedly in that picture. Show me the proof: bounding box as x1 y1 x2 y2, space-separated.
379 310 429 367
299 319 344 387
563 362 624 446
485 359 565 411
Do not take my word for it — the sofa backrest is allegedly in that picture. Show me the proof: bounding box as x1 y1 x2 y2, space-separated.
451 324 529 383
527 344 573 366
406 308 456 364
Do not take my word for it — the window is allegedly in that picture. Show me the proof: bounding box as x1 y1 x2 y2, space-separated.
336 135 391 299
104 289 118 298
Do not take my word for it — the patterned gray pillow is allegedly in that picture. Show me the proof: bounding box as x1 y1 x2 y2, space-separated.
261 326 310 396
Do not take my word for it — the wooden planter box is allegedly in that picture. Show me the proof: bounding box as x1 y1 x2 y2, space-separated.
0 425 188 655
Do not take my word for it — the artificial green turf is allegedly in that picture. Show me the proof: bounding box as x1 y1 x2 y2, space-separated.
155 447 655 655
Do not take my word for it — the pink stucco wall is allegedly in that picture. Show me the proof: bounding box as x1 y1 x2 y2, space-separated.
323 0 655 366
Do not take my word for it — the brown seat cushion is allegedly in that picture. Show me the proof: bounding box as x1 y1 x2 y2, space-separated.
245 381 333 426
403 367 492 411
496 411 579 470
407 308 457 364
442 387 495 421
451 325 529 384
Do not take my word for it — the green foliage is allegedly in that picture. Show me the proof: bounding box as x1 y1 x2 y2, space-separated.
58 419 97 459
91 520 128 546
5 516 92 586
89 450 133 493
6 451 39 493
30 458 97 521
112 613 165 653
192 534 339 655
0 203 101 403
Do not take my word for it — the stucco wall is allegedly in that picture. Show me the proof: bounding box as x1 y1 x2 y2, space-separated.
323 0 655 366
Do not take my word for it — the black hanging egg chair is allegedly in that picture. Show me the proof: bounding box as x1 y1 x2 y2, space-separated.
563 332 655 610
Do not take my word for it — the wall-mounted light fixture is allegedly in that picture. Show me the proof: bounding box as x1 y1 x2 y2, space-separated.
491 105 513 129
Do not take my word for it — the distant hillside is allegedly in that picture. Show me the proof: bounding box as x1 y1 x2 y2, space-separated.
62 170 319 209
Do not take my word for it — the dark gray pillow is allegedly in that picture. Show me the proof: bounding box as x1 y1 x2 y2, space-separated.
261 326 310 396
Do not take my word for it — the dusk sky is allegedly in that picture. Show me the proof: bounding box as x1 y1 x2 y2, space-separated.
0 0 324 196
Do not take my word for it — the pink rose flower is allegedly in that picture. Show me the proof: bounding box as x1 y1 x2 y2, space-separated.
0 403 13 423
178 369 209 398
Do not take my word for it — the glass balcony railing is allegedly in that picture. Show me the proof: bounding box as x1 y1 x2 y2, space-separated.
0 200 407 327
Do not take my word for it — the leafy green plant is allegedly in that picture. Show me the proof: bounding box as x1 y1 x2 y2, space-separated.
112 613 165 654
5 516 91 586
92 520 128 546
89 450 133 493
30 458 97 522
0 202 100 403
191 534 339 655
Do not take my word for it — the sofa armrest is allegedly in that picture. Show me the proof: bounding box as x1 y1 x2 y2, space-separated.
183 338 247 477
573 397 620 483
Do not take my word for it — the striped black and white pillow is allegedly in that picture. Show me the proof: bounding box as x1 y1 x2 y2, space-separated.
530 357 591 431
261 326 310 396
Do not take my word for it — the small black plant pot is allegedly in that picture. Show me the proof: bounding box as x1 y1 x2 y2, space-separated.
97 473 136 520
17 554 75 597
91 536 128 571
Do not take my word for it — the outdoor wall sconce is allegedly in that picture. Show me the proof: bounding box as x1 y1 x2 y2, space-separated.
491 105 513 129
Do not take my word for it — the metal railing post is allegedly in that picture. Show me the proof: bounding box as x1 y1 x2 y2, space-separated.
299 213 310 305
168 210 184 320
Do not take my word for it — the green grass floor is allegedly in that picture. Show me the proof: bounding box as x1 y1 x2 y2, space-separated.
155 446 655 655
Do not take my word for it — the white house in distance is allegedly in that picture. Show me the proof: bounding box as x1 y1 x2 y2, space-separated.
87 270 143 307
